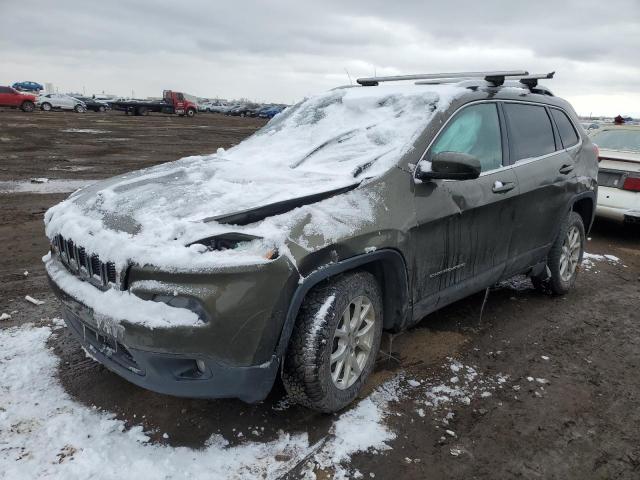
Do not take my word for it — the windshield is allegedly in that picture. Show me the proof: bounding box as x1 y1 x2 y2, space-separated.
591 129 640 153
234 84 465 178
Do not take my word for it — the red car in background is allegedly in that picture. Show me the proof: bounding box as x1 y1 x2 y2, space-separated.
0 86 37 112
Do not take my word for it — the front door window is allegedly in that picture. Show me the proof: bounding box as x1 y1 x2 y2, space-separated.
430 103 503 172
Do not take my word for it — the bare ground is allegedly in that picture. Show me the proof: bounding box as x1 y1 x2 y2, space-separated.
1 108 639 479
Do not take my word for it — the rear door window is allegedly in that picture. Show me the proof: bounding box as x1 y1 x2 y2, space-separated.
430 103 503 172
504 103 556 161
550 108 579 148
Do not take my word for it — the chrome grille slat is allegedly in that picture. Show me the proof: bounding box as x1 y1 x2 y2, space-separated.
52 235 119 289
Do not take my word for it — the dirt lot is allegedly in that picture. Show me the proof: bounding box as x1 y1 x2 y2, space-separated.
1 108 639 479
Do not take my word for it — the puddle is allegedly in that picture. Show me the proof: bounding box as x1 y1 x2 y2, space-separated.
0 179 98 194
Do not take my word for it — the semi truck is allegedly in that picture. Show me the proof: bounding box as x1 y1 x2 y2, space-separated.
110 90 199 117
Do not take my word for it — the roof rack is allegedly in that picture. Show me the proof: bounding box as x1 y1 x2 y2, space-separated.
415 71 554 85
356 70 528 87
517 71 555 88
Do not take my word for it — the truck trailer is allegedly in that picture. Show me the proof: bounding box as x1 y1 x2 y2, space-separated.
110 90 199 117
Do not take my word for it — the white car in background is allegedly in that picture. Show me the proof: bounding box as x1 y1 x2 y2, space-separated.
38 93 86 112
592 125 640 224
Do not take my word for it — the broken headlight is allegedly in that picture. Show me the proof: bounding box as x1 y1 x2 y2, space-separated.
188 233 279 260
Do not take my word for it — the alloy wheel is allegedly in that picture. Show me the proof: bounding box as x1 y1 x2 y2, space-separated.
559 225 581 282
330 295 376 390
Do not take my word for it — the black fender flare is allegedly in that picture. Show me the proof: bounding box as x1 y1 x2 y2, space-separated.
570 190 597 232
275 248 411 358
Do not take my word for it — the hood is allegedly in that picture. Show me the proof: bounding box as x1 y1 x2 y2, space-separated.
63 155 363 236
45 83 466 272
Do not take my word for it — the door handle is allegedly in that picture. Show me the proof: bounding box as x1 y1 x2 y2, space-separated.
559 164 574 174
492 181 515 193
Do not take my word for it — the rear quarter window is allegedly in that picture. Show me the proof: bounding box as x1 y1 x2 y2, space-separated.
504 103 556 161
550 108 579 148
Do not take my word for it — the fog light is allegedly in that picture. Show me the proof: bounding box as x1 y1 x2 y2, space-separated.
196 359 206 373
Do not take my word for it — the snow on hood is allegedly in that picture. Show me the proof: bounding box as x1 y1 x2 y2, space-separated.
44 84 465 271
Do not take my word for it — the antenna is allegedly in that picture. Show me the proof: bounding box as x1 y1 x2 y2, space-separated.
344 68 353 85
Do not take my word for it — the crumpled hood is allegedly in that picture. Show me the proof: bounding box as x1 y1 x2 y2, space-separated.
63 157 359 235
44 83 465 272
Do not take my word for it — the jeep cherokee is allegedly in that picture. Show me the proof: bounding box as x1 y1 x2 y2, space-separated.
44 70 598 412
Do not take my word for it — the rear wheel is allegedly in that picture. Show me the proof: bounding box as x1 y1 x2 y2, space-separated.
282 271 383 412
41 102 52 111
98 105 106 112
21 101 35 112
532 211 585 295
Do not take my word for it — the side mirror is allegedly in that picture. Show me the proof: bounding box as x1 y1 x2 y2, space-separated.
416 152 481 181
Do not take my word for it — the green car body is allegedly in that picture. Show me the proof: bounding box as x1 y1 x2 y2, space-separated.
45 80 598 405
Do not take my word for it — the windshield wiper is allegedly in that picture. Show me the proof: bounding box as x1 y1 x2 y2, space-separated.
350 147 395 178
290 129 359 169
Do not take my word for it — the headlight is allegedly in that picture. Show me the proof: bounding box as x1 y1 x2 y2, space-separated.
188 233 279 260
133 291 211 322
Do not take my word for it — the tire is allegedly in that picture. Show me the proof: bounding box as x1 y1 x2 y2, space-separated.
21 101 35 112
74 104 85 113
282 271 383 412
186 108 196 117
41 102 52 112
98 105 106 113
532 211 585 295
135 107 147 116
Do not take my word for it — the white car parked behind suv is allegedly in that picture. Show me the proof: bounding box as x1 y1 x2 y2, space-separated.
38 93 86 113
592 124 640 224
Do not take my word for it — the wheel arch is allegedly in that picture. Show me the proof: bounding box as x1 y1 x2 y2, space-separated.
275 249 411 358
572 191 596 233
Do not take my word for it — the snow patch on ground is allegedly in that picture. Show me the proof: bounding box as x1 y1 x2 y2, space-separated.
0 179 98 194
62 128 110 134
409 358 509 419
0 322 397 479
582 252 620 272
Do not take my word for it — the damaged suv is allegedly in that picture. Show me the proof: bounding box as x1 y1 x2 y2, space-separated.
45 70 598 412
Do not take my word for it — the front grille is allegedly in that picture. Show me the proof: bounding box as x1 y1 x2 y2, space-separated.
52 234 119 288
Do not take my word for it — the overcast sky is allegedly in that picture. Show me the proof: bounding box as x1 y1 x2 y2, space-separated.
2 0 638 116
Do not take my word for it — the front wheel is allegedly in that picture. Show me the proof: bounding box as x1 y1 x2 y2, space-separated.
98 105 106 112
21 101 35 112
41 102 52 111
186 108 196 117
74 104 86 113
282 271 383 412
532 211 585 295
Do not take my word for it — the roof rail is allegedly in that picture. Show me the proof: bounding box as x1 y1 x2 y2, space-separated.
356 70 528 87
414 71 556 94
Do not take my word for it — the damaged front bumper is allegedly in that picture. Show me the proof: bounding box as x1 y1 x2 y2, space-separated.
45 254 298 402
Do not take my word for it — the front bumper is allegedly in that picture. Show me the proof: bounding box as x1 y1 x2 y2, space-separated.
60 303 278 402
46 254 297 402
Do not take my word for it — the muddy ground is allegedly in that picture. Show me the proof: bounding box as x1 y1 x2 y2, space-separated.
1 108 639 479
